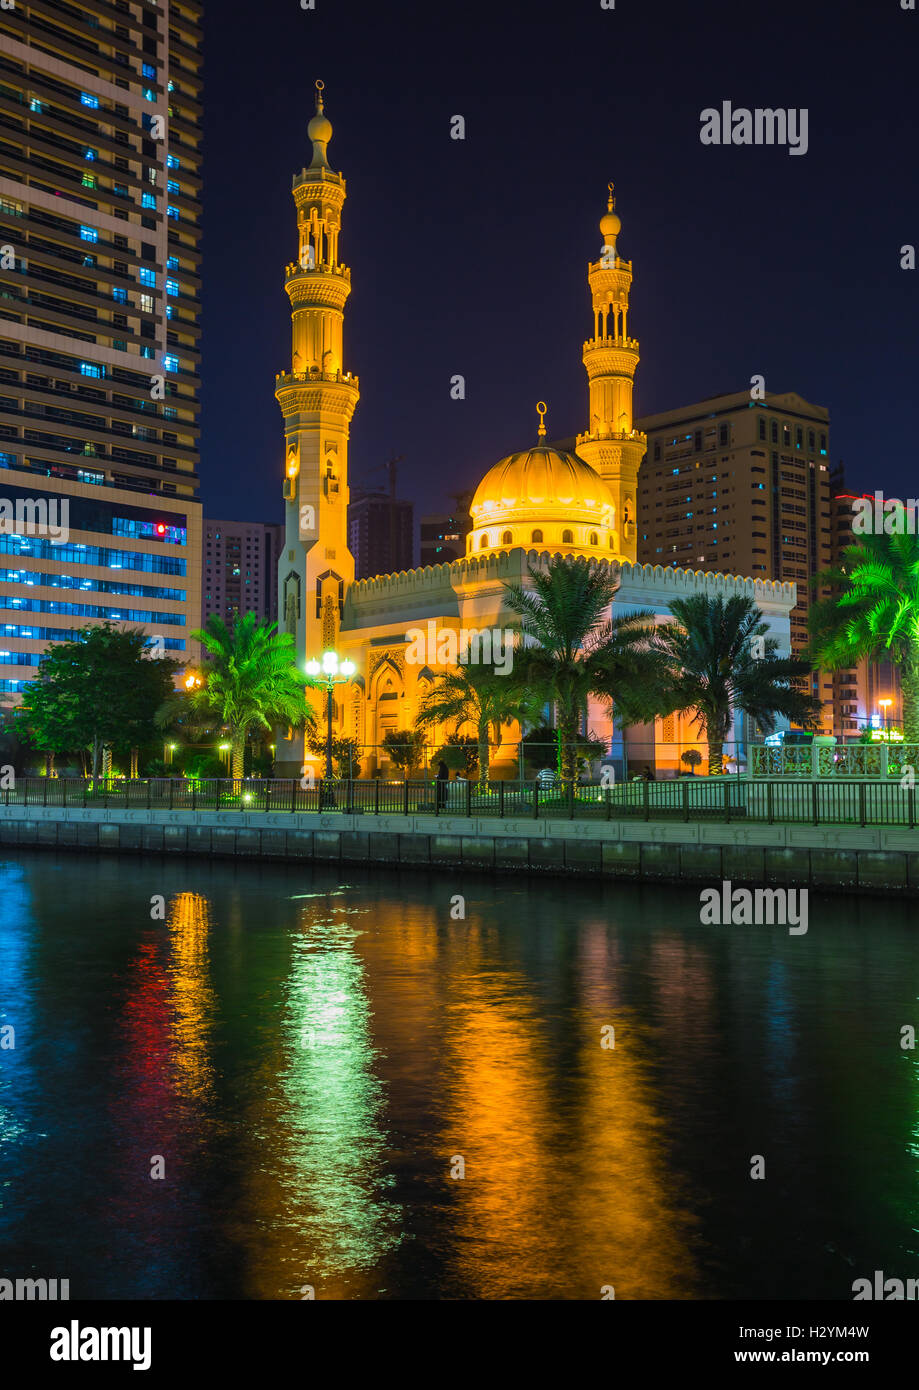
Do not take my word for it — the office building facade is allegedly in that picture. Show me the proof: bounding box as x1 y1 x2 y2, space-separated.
637 390 834 727
347 488 413 579
203 519 283 625
0 0 202 691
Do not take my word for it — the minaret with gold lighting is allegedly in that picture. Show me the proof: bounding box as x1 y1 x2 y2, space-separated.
275 80 359 675
575 183 646 562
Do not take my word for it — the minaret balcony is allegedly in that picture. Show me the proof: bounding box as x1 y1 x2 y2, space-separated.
583 336 640 353
285 261 351 283
576 426 647 447
276 367 360 389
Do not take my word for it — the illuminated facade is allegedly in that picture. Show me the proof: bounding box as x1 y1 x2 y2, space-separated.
275 88 797 778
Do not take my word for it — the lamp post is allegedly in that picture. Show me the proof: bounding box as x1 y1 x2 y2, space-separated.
305 650 356 780
879 698 892 734
218 742 231 776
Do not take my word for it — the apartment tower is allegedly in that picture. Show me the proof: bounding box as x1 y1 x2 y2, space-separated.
0 0 202 692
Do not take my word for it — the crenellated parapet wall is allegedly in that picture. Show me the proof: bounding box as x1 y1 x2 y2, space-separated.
345 548 796 611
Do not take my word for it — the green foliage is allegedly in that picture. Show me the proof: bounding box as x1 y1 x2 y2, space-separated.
20 623 177 776
503 556 659 780
435 734 477 776
810 527 919 740
380 727 427 773
416 658 542 780
182 615 314 780
681 748 703 773
650 594 820 774
306 733 362 778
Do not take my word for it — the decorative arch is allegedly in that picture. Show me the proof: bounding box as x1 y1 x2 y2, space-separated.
589 531 598 546
531 528 543 544
562 529 574 544
502 530 513 545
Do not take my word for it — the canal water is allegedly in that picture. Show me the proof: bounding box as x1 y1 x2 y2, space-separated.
0 850 917 1301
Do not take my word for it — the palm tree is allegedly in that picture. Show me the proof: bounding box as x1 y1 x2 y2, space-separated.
415 661 541 782
503 556 659 782
810 523 919 741
182 615 314 780
650 594 820 775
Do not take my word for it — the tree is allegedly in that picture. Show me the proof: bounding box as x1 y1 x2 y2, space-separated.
434 734 478 777
810 520 919 741
184 615 314 780
415 660 541 782
21 624 177 777
650 594 820 775
503 556 659 782
306 732 362 779
380 728 426 775
680 749 702 775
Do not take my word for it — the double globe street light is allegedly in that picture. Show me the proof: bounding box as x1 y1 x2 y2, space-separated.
305 650 356 780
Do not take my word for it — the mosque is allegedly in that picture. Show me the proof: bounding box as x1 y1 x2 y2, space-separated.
274 85 796 779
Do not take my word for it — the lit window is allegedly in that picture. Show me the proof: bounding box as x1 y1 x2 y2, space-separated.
141 193 157 210
79 362 103 378
80 225 98 242
166 278 179 297
166 155 180 170
166 306 174 319
167 205 180 221
164 355 179 372
139 268 156 287
30 98 42 113
142 63 157 80
81 92 99 109
167 256 179 270
167 179 180 195
141 346 155 359
140 293 154 313
82 173 96 189
84 148 97 161
143 88 156 102
112 287 127 304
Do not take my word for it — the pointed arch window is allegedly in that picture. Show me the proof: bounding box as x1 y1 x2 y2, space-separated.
589 531 598 545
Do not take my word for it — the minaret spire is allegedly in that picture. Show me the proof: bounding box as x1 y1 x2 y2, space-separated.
274 81 360 771
575 181 646 563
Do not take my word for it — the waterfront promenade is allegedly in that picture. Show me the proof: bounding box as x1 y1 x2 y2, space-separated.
2 776 917 895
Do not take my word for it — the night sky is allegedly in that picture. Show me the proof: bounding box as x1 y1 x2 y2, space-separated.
200 0 918 535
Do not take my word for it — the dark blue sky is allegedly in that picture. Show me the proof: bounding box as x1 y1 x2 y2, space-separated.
200 0 918 528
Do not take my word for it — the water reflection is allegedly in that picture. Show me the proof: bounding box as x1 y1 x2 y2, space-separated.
1 853 918 1300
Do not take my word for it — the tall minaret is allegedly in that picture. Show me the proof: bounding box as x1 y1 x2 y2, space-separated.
575 183 646 563
276 80 360 672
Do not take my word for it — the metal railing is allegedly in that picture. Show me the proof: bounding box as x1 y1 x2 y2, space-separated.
750 743 919 780
2 775 918 827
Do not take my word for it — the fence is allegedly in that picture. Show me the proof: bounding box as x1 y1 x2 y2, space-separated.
750 743 919 780
4 775 918 827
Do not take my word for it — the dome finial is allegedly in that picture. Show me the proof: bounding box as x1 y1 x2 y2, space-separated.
600 180 621 252
536 400 548 441
308 79 333 169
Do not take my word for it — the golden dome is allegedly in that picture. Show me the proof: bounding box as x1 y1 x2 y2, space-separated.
470 445 614 519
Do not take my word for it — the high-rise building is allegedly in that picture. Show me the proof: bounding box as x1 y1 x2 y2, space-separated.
828 462 901 738
347 487 413 578
637 390 834 727
419 490 472 567
0 0 202 692
203 519 283 625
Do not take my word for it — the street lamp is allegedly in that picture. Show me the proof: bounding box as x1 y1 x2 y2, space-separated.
184 672 202 691
305 650 356 779
879 698 892 732
218 741 231 775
